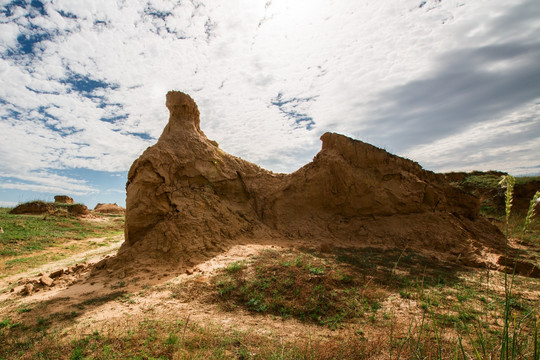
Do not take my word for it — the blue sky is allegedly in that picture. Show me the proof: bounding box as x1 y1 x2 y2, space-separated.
1 0 539 208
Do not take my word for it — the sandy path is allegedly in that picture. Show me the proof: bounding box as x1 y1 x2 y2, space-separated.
0 234 124 292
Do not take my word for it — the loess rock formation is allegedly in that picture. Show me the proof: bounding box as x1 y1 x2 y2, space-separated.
54 195 74 204
118 91 506 270
94 203 126 215
10 200 89 216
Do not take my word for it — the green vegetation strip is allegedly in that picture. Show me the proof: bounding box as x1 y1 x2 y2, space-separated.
208 251 388 329
0 208 124 258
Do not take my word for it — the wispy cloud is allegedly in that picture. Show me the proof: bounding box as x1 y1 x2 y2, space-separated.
0 0 538 207
0 200 18 207
405 103 540 174
359 0 540 173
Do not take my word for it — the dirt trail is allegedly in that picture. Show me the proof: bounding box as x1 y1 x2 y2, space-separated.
0 234 123 295
2 243 353 346
0 243 278 331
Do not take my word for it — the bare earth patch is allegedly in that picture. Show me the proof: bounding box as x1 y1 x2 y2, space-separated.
1 237 539 359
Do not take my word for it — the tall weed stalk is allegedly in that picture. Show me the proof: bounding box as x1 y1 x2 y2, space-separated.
499 175 539 360
499 174 515 360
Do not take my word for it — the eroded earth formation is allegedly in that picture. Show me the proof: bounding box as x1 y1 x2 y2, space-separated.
117 91 506 270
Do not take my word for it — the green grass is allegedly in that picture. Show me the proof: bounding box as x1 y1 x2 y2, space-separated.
0 207 124 276
0 207 124 258
498 175 539 360
452 173 540 218
166 228 539 358
173 246 538 332
79 291 127 308
458 174 539 192
224 261 246 274
208 249 391 328
515 176 540 185
461 174 503 190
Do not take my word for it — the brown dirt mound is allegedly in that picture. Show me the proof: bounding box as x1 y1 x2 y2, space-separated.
10 201 54 215
10 201 90 217
115 91 506 273
94 203 126 215
68 204 90 216
54 195 74 204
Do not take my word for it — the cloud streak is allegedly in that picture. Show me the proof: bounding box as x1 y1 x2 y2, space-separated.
364 42 540 150
0 0 538 207
357 0 540 174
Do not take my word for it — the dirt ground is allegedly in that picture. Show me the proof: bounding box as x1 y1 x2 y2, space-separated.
1 233 538 360
1 239 354 345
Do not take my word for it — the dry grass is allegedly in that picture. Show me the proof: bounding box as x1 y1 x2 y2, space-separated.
1 315 385 359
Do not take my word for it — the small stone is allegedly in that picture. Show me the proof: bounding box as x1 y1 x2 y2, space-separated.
49 269 64 278
40 275 54 287
185 269 193 275
319 243 333 253
74 264 86 272
22 283 34 295
95 259 107 270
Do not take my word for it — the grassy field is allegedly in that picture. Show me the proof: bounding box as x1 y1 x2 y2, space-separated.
0 207 124 277
456 174 540 190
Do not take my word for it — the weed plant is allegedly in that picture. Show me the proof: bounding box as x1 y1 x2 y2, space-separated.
498 175 539 360
212 250 387 328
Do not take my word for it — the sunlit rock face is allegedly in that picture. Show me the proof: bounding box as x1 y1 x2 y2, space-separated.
119 91 504 269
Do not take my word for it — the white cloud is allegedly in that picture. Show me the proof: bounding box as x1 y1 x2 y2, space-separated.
0 201 18 207
0 22 20 49
0 0 538 199
404 102 540 175
0 179 95 196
